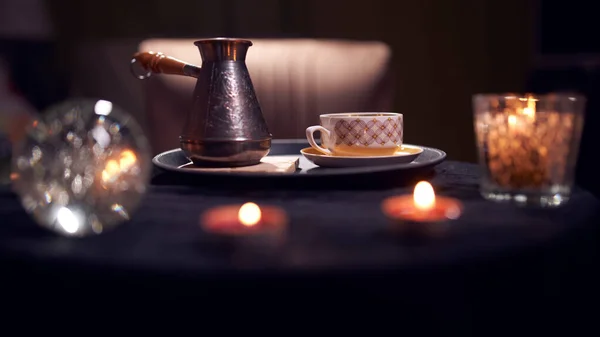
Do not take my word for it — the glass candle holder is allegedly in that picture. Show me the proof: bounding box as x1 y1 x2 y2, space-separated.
473 93 585 207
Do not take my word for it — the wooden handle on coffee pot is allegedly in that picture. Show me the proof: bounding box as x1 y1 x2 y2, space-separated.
130 51 201 79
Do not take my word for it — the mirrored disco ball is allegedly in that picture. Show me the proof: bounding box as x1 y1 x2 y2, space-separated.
11 99 152 237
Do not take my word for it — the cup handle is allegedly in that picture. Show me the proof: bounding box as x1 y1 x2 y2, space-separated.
306 126 333 155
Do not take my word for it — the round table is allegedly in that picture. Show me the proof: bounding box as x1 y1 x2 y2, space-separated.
1 161 597 332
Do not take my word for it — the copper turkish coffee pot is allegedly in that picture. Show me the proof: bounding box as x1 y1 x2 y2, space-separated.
131 38 272 167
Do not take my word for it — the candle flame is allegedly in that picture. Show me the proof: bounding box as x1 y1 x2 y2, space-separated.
509 97 536 129
238 202 262 227
413 181 436 211
522 96 536 119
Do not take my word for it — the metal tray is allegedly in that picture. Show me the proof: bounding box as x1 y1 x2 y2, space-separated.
151 139 446 189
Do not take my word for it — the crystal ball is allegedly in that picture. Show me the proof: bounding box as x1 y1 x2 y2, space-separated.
11 99 152 237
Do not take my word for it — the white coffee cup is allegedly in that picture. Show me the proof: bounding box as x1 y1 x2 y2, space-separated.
306 112 403 156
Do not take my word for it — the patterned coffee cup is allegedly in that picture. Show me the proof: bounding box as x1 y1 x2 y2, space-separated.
306 113 403 156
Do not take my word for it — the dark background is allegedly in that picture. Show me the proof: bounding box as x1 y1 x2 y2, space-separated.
540 1 599 54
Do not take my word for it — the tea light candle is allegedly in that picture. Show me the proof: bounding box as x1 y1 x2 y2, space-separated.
200 202 288 245
381 181 462 237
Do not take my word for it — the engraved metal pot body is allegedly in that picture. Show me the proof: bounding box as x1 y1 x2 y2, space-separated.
131 38 272 167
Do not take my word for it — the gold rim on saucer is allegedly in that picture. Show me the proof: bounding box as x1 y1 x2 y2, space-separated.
301 145 423 158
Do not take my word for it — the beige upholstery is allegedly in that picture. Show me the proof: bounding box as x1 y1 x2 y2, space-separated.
138 39 393 154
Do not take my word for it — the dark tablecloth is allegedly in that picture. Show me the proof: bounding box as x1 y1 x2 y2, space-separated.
1 161 598 332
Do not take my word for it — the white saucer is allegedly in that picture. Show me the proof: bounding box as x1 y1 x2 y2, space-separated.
300 144 423 168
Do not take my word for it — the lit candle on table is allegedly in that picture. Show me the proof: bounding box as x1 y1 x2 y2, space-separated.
483 95 575 190
381 181 462 237
201 202 288 245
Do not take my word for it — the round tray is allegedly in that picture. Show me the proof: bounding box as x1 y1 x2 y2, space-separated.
152 139 446 188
